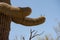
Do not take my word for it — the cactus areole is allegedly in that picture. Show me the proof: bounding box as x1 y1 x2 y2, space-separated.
0 0 46 40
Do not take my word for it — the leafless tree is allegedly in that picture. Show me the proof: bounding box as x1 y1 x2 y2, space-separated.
29 29 44 40
21 29 44 40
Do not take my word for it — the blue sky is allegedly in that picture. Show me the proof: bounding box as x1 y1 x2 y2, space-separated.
9 0 60 40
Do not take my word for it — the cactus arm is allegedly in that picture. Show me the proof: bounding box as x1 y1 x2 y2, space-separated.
0 2 46 26
12 16 46 26
0 2 32 18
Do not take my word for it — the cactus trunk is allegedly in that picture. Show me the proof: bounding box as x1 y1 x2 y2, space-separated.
0 14 11 40
0 0 11 40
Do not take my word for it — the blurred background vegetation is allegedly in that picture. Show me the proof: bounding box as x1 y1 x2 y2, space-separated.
13 22 60 40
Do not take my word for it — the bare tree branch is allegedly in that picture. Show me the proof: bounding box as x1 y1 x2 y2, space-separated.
29 29 44 40
22 36 25 40
30 29 35 33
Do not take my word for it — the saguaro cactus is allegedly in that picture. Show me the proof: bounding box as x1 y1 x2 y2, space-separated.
0 0 46 40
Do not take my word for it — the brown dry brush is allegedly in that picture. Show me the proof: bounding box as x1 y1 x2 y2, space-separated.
0 0 46 40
